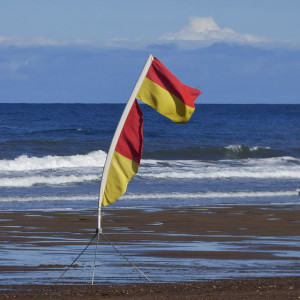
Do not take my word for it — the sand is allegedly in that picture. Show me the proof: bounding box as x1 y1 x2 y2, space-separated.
0 204 299 298
0 277 299 299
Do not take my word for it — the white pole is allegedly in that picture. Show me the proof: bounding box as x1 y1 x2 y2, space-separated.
97 54 154 232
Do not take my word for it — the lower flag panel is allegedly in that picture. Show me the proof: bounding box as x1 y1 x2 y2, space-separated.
102 151 139 206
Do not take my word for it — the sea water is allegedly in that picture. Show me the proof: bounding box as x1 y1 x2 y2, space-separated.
0 103 300 211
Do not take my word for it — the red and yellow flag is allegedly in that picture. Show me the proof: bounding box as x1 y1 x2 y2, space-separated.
99 55 201 210
102 99 143 206
137 57 201 123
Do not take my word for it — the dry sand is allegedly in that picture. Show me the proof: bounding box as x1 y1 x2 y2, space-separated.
0 277 299 299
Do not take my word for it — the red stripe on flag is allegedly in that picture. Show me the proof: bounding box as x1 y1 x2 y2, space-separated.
115 99 143 164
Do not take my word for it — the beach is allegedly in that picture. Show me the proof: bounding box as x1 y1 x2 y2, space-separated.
0 204 299 298
1 104 300 298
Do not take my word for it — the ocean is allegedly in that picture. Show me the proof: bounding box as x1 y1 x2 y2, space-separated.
1 103 300 212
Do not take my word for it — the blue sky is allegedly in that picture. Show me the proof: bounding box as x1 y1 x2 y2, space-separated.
1 0 300 103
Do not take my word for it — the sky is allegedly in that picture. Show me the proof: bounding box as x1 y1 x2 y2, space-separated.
0 0 300 103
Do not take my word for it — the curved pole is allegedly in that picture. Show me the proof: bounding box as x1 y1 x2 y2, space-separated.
97 54 154 232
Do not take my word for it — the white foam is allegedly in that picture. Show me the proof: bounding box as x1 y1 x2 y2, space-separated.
121 190 298 200
0 195 97 202
138 156 300 180
225 144 271 152
1 154 300 188
0 150 107 171
0 174 99 187
0 190 297 203
142 169 300 179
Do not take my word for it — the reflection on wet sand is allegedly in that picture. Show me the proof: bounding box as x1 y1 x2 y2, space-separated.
0 204 299 284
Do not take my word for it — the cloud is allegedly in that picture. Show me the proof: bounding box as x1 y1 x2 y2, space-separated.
0 35 94 48
0 35 150 51
0 17 294 51
159 16 268 45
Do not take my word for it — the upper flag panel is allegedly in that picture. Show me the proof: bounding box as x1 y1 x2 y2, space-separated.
137 57 201 123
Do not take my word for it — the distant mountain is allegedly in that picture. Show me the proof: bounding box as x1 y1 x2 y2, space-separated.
0 42 299 103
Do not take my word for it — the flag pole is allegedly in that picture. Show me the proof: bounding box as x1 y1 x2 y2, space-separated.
97 54 154 233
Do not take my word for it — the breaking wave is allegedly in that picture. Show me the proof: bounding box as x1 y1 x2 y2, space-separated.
0 174 99 187
143 170 300 179
0 145 294 174
139 156 300 180
1 150 300 187
0 150 107 171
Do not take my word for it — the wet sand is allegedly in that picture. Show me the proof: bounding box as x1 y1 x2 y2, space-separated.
0 204 300 298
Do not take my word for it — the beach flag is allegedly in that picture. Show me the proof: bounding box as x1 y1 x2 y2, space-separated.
137 57 201 123
102 99 143 206
97 55 201 230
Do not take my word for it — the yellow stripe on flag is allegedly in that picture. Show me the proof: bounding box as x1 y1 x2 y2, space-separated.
102 151 139 206
137 77 195 123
